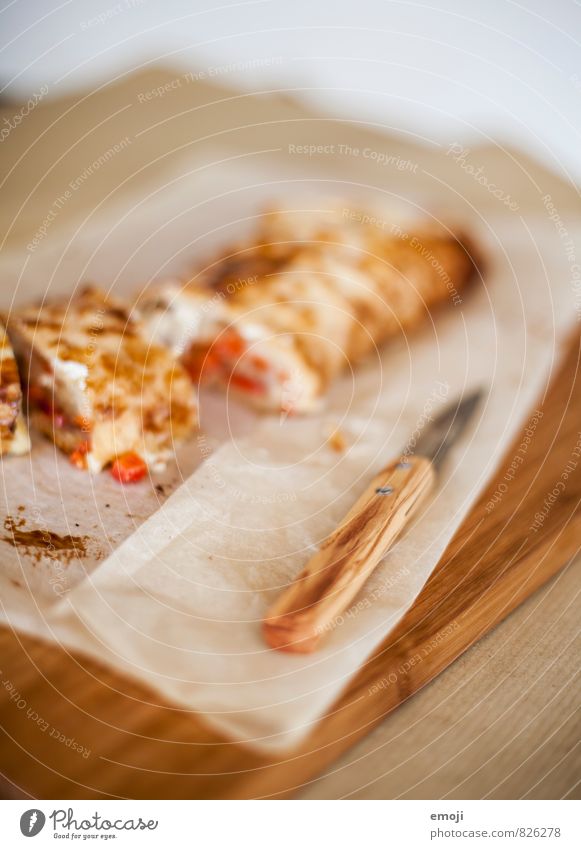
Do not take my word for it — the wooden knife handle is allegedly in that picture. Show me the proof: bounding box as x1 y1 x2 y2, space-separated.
263 455 436 653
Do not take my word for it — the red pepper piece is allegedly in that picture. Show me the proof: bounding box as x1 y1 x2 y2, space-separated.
110 452 148 484
214 331 245 360
230 373 264 394
70 441 90 470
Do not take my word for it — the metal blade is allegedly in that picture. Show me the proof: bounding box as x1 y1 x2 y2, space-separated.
407 388 484 473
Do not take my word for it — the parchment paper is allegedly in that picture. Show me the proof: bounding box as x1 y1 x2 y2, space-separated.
0 154 577 751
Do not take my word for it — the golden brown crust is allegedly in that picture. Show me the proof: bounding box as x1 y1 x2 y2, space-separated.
141 204 481 412
29 408 82 456
0 322 30 456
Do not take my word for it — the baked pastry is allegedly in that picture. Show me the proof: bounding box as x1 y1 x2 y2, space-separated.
8 287 197 480
0 321 30 456
139 204 479 412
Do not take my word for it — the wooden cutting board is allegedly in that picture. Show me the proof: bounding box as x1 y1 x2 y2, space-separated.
0 70 579 799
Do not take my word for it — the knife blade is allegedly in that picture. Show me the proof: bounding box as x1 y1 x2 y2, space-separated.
410 388 484 473
263 388 484 653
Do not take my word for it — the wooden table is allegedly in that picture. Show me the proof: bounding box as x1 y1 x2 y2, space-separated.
300 553 581 799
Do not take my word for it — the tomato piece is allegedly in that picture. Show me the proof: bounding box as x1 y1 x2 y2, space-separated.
213 331 245 360
185 348 220 382
110 452 148 484
70 441 90 470
249 355 269 373
229 373 264 394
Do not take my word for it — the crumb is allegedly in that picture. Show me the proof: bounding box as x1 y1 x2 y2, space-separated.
327 428 347 453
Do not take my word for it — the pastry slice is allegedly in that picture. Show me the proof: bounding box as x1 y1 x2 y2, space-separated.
137 269 324 414
139 204 480 413
0 321 30 456
9 287 198 480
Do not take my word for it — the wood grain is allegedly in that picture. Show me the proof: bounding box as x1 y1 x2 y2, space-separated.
264 456 435 652
0 331 579 800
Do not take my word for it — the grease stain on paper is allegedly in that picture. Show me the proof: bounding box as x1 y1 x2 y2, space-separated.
1 515 90 564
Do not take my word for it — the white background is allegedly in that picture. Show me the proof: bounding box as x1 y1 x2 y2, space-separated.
1 0 580 182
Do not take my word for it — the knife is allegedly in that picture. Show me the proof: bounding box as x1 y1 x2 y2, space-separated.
263 388 483 653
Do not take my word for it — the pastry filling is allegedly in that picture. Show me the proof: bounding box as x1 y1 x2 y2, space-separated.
28 384 88 433
27 383 146 482
183 329 306 412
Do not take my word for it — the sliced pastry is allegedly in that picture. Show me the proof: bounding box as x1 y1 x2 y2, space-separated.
138 203 480 413
0 321 31 456
9 287 198 480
